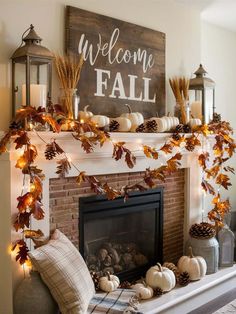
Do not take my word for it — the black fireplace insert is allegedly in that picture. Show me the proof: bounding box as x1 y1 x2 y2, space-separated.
79 188 163 282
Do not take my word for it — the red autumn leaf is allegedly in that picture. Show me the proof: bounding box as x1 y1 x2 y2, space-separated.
76 171 87 185
13 212 31 231
201 180 215 195
198 152 209 169
112 142 125 161
17 192 33 212
143 145 159 159
160 143 173 154
56 158 71 178
216 174 232 190
15 240 29 265
14 132 30 149
31 201 45 220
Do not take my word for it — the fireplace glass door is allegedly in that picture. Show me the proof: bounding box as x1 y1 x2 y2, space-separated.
79 188 163 281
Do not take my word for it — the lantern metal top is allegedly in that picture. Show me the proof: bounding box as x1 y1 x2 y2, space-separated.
189 64 215 90
11 24 53 61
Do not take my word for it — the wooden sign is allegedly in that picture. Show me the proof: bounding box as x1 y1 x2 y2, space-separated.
65 6 165 118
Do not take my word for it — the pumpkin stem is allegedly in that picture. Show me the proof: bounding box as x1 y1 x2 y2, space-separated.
155 112 159 118
125 104 132 114
141 280 147 287
167 112 171 117
156 263 163 272
105 271 111 281
188 246 194 258
84 105 89 112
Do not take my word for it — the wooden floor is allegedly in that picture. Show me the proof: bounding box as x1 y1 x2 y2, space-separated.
188 287 236 314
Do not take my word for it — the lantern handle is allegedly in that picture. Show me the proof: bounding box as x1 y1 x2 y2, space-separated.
16 24 33 50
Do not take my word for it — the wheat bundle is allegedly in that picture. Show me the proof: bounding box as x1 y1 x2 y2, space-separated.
54 54 84 118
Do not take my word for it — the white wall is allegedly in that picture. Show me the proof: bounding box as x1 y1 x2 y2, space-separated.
0 1 201 313
201 21 236 210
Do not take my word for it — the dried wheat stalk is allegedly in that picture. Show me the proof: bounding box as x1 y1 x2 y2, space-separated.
54 54 84 118
169 76 189 124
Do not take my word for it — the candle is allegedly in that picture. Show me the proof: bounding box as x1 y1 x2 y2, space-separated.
22 84 47 108
190 101 202 120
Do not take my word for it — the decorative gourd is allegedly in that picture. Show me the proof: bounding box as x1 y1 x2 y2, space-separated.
149 113 179 132
145 263 176 291
188 118 202 129
99 272 120 292
132 282 153 300
90 115 110 128
121 104 144 132
79 105 93 122
111 117 132 132
177 247 207 281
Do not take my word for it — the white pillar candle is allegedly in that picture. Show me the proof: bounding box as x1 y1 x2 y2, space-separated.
190 101 202 120
22 84 47 108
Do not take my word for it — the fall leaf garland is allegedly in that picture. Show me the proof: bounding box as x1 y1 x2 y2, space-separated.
0 105 235 265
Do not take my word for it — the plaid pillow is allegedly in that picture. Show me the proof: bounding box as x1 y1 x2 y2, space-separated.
29 229 95 314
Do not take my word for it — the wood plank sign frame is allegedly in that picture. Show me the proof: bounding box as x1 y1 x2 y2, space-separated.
65 6 166 118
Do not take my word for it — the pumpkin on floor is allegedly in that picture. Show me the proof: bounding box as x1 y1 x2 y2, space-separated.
177 246 207 281
99 272 120 292
132 282 153 300
79 105 93 122
121 104 144 132
145 263 176 291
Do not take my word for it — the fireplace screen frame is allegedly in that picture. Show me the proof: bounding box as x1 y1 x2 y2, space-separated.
79 188 163 281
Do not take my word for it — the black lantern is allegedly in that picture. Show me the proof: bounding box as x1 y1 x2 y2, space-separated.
189 64 215 124
11 24 53 116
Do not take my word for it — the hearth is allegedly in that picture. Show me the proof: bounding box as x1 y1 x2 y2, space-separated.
79 188 163 281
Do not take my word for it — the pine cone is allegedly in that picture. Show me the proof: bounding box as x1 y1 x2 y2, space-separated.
174 124 184 133
136 123 146 133
183 124 191 133
212 112 221 123
163 262 180 282
45 143 57 160
153 287 163 297
90 271 100 291
119 281 132 289
185 144 195 152
189 222 216 239
172 133 181 141
178 272 190 286
146 120 158 133
109 120 119 132
9 121 22 130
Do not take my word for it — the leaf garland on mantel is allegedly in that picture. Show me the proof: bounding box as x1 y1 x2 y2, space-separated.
0 105 235 265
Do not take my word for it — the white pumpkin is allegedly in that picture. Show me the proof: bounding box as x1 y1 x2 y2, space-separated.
79 105 93 122
111 117 132 132
188 118 202 129
177 247 207 281
132 282 153 300
121 104 144 132
91 115 110 128
149 117 167 132
99 272 120 292
146 263 176 291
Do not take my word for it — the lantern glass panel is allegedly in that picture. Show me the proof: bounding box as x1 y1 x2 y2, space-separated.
14 62 26 112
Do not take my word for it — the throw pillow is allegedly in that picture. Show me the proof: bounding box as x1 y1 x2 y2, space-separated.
28 229 95 314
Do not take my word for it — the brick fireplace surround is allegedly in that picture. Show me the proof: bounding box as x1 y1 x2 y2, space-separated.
1 131 236 314
50 170 185 264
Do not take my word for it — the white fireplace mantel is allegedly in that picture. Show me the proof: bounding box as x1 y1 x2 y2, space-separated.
0 131 204 314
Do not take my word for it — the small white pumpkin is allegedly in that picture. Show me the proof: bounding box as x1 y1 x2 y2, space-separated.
111 117 132 132
132 282 153 300
99 272 120 292
79 105 93 122
91 115 110 128
149 113 179 133
188 118 202 129
121 104 144 132
177 247 207 281
146 263 176 291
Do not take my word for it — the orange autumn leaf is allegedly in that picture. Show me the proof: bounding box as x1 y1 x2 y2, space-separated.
160 143 173 154
103 183 121 200
14 132 30 149
216 173 232 190
76 171 86 185
17 192 34 212
143 145 159 159
206 165 220 179
31 200 45 220
201 180 215 195
198 152 209 169
166 153 182 173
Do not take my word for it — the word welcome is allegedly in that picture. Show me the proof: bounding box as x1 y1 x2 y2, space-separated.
78 28 155 74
